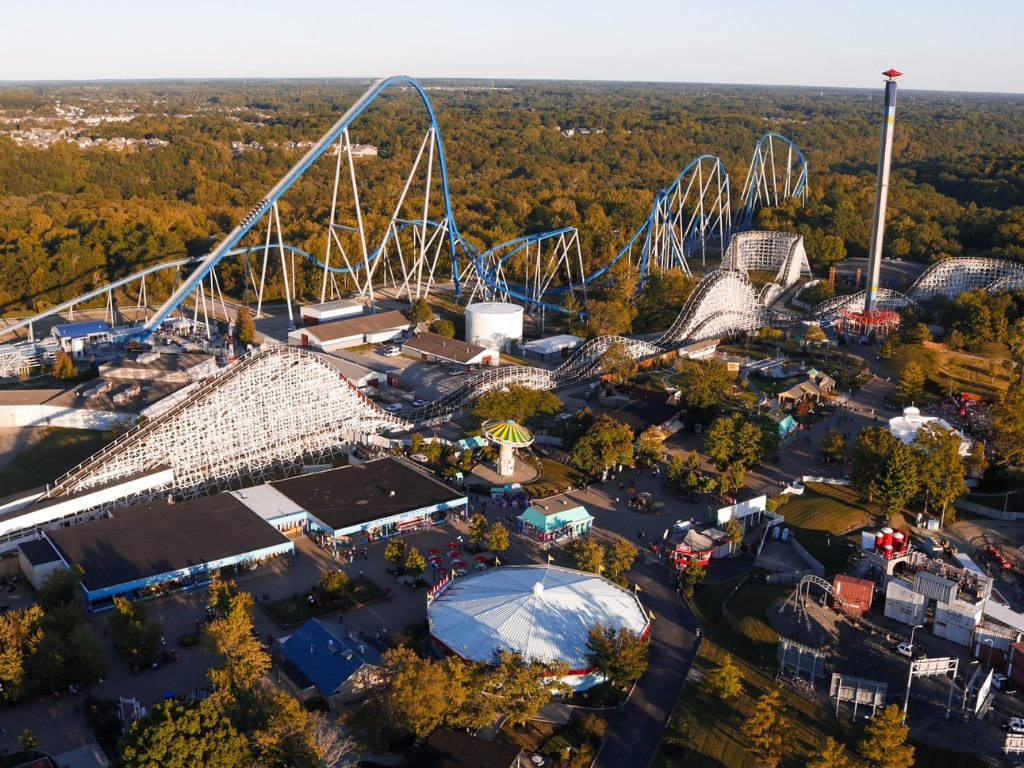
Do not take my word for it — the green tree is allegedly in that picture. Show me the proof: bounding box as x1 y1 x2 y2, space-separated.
742 688 788 768
666 454 687 488
819 427 847 463
117 699 253 768
429 318 455 337
807 736 851 768
108 595 162 667
598 341 636 386
27 607 105 694
18 728 36 751
635 425 666 466
570 414 634 475
723 517 744 546
471 385 562 427
704 655 742 701
384 538 407 568
468 513 489 549
674 359 734 410
682 561 706 595
913 423 968 521
704 413 764 470
566 537 606 574
895 360 926 405
875 442 921 516
586 299 633 337
235 305 256 344
993 381 1024 466
851 427 902 502
487 521 509 553
37 565 83 610
603 535 637 579
585 624 649 690
408 298 433 324
318 570 348 598
404 547 426 579
858 704 914 768
50 349 76 381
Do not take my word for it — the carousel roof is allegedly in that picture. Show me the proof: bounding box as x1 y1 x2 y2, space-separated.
480 419 534 447
428 565 648 671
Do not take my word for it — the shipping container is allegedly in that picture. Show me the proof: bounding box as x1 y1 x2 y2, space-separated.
833 574 873 615
934 598 984 646
914 572 959 604
1007 642 1024 688
884 580 927 626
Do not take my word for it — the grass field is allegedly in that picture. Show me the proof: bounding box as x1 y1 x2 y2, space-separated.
777 483 876 575
0 427 112 498
524 456 584 498
929 348 1011 401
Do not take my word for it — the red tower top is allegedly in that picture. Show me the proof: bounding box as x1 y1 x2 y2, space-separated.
883 69 903 79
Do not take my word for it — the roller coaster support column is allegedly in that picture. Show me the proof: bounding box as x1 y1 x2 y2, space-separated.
864 69 902 312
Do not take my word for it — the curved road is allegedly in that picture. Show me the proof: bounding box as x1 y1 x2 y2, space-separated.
594 555 700 768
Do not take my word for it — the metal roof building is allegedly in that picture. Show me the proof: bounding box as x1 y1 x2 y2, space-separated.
427 565 649 688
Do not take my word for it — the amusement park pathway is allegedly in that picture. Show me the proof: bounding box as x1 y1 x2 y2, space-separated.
593 555 699 768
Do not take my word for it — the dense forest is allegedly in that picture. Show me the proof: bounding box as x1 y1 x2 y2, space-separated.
0 78 1023 315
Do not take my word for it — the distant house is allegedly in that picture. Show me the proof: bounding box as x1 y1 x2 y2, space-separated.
402 332 498 368
277 619 381 709
51 320 112 360
287 310 411 352
777 368 836 405
412 728 525 768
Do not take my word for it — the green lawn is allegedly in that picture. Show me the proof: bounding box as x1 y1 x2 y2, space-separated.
262 575 387 628
523 456 585 497
776 483 876 575
0 427 112 498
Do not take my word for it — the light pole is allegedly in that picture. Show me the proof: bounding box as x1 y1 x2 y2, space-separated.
962 660 980 711
910 623 924 650
983 638 993 667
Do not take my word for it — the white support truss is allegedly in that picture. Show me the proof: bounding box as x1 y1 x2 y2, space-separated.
724 230 812 288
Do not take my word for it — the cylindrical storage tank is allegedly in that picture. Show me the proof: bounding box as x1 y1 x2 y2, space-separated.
892 531 905 553
881 527 894 548
883 544 893 560
874 532 885 551
464 302 524 352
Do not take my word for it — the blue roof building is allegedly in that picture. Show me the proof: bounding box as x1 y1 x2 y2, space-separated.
51 320 112 339
278 619 381 708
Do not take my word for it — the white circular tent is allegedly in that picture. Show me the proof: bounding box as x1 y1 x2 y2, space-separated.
427 565 649 684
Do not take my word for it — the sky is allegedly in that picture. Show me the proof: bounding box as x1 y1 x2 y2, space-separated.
1 0 1021 93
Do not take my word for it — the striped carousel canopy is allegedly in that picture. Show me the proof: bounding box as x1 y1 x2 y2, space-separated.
480 419 534 447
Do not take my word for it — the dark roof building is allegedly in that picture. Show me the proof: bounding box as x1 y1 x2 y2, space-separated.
413 728 524 768
47 493 293 609
402 332 498 367
268 457 466 541
288 310 411 351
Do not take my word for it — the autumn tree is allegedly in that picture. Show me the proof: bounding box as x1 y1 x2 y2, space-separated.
682 561 706 595
894 360 926 405
468 513 490 549
471 384 562 427
18 728 36 751
807 736 851 768
318 570 348 599
429 318 455 337
585 624 649 690
235 305 256 344
598 341 636 386
566 537 606 574
586 299 633 337
50 349 76 380
742 688 788 768
487 521 509 553
993 381 1024 466
207 576 238 617
635 425 667 466
704 655 742 701
819 427 846 464
858 704 914 768
0 604 43 701
723 517 744 546
384 538 407 568
570 414 634 475
603 535 637 579
704 412 766 470
486 651 568 725
404 547 426 579
205 590 270 698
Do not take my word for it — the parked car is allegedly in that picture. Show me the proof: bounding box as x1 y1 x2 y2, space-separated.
380 346 401 357
1004 717 1024 733
410 453 430 463
894 642 915 659
412 399 428 407
383 403 403 412
995 672 1019 695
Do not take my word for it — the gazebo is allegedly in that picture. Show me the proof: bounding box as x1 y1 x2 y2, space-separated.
480 419 534 477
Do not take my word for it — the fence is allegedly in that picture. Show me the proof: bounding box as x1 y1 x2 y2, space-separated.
954 500 1024 522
